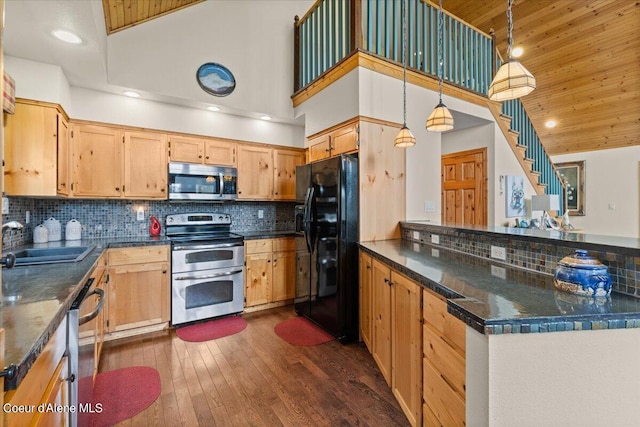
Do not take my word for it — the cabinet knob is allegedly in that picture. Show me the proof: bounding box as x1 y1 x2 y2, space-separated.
267 260 271 263
160 188 165 192
115 187 120 191
60 183 66 187
162 270 167 274
206 156 210 159
198 155 202 158
275 192 278 195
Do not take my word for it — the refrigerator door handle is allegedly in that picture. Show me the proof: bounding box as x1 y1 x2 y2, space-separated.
303 186 314 253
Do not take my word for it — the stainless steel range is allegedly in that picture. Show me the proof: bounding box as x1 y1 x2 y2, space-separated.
166 213 245 326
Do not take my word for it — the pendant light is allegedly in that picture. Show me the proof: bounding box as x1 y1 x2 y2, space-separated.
487 0 536 101
394 0 416 148
426 0 454 132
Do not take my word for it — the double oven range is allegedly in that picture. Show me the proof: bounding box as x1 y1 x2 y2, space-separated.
166 213 245 326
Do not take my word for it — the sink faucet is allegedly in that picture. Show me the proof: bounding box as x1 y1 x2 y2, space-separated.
1 221 22 269
2 221 24 233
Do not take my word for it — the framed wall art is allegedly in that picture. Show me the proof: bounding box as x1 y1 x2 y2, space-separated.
555 160 585 216
505 175 526 217
196 62 236 96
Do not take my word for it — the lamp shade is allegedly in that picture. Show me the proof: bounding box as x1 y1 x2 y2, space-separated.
488 59 536 101
531 194 560 211
426 102 454 132
394 125 416 148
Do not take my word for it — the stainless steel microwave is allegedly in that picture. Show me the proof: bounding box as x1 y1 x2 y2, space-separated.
168 162 237 200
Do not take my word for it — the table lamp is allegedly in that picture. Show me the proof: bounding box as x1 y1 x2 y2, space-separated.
531 194 560 230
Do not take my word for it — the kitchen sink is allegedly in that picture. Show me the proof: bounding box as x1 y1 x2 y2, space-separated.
7 245 96 266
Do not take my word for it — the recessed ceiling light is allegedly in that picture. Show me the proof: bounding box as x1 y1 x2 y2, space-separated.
511 46 524 58
52 29 83 44
545 120 557 128
260 115 272 121
124 91 140 98
207 106 220 112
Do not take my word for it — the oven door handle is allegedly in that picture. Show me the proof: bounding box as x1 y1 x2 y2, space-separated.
174 269 244 281
219 172 224 197
173 242 243 250
78 288 105 326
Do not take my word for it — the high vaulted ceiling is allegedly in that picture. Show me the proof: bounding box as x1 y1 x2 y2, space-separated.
443 0 640 155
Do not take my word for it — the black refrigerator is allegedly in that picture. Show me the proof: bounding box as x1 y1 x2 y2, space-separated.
294 154 359 343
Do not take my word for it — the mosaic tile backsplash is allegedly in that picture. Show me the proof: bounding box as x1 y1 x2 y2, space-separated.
2 198 295 250
401 222 640 299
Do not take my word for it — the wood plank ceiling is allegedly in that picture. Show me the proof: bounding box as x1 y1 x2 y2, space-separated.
102 0 205 35
443 0 640 155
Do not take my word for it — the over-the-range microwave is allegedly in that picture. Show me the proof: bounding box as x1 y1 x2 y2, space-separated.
168 162 237 201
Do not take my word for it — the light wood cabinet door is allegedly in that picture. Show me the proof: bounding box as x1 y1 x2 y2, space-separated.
308 134 330 163
359 251 373 351
56 114 71 196
272 250 296 301
108 261 170 332
168 135 204 163
204 138 237 166
237 145 273 199
123 131 168 199
391 271 422 427
371 258 392 385
245 253 271 306
4 101 58 196
330 123 358 155
71 124 123 197
273 148 304 200
32 355 69 427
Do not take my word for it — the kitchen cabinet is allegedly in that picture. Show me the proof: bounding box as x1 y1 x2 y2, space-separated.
307 121 358 163
168 134 237 166
369 257 422 427
3 99 70 197
422 288 466 427
245 238 296 307
359 251 373 350
237 144 273 200
123 131 168 198
273 148 305 200
107 246 170 333
3 316 68 427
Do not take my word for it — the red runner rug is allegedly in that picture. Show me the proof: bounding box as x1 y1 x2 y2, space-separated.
85 366 161 427
175 316 247 342
274 317 335 346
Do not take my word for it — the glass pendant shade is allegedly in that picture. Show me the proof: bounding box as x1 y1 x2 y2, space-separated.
426 102 454 132
488 59 536 101
394 125 416 147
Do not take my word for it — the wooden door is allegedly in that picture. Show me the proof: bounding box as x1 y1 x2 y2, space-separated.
442 148 487 226
359 251 373 351
330 123 358 155
308 134 330 162
391 271 422 427
237 145 273 199
123 131 168 198
245 253 271 306
371 258 392 385
204 138 237 166
168 135 203 163
56 113 71 196
71 124 123 197
108 262 170 331
272 250 296 301
273 148 304 200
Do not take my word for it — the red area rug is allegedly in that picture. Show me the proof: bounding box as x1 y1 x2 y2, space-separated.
175 316 247 342
274 317 335 346
86 366 161 427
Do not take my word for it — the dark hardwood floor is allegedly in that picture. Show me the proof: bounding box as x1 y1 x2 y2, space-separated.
99 306 410 426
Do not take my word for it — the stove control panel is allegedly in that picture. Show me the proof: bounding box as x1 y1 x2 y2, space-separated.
165 213 231 226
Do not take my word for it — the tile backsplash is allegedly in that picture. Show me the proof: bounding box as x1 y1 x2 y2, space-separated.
2 197 295 250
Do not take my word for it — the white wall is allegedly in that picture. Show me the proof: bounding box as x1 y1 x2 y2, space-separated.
552 146 640 238
4 56 72 110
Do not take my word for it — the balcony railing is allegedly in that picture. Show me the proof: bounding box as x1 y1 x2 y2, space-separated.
294 0 564 212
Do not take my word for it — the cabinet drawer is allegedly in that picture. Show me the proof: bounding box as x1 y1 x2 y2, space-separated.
108 245 169 265
423 358 465 427
423 324 465 397
272 237 295 252
246 239 273 254
423 289 466 352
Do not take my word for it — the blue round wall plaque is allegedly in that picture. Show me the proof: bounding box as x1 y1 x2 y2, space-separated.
196 62 236 97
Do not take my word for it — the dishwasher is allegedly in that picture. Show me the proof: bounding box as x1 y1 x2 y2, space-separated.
67 277 104 427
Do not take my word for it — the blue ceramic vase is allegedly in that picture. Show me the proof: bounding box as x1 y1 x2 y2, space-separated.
554 250 611 297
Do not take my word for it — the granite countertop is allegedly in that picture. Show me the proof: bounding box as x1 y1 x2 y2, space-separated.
1 236 170 390
359 239 640 335
240 230 298 240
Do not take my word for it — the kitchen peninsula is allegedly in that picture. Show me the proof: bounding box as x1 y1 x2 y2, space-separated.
360 222 640 426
